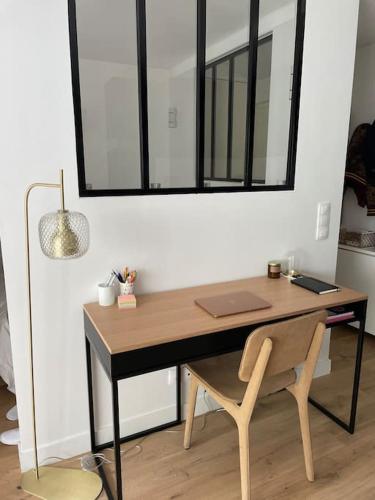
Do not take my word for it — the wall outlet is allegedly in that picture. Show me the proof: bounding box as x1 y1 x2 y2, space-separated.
167 368 175 385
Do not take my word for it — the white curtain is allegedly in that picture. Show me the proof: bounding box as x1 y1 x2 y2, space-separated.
0 243 14 394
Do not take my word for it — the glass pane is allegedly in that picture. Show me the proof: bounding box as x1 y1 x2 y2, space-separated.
205 0 250 186
206 0 250 59
232 50 248 180
146 0 197 189
204 68 213 178
75 0 141 190
253 0 298 186
214 61 230 178
252 37 272 184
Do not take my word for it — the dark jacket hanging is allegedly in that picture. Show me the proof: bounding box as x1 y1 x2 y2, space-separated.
345 122 375 216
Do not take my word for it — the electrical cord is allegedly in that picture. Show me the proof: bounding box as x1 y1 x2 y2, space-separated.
40 391 225 472
40 445 144 473
165 390 225 434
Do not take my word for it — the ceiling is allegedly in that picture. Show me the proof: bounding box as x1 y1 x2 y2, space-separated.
75 0 295 69
357 0 375 48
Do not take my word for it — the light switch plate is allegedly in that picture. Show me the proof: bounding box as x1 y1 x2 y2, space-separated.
316 202 331 240
319 202 330 216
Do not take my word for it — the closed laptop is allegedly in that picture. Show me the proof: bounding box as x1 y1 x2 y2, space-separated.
195 290 272 318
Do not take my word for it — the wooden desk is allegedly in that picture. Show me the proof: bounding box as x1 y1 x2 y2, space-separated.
84 276 367 500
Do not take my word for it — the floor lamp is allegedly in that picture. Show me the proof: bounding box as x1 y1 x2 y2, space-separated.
21 170 102 499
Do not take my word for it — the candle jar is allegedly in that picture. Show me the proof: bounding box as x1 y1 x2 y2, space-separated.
268 261 281 279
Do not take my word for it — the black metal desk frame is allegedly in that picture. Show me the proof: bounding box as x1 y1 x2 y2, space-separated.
84 299 367 500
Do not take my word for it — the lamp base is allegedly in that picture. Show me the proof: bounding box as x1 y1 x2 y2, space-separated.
21 466 103 500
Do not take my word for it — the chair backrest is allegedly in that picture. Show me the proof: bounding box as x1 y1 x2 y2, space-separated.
238 310 327 382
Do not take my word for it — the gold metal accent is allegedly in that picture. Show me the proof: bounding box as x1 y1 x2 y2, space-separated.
25 178 61 480
50 210 80 258
23 170 100 497
38 169 89 259
60 169 65 211
21 466 103 500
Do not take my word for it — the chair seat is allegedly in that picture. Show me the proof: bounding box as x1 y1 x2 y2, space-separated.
187 351 296 404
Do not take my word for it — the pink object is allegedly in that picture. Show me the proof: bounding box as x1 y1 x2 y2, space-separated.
118 294 137 309
326 311 354 325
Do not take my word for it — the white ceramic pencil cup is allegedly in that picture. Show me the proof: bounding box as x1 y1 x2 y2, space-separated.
120 282 135 295
98 283 116 306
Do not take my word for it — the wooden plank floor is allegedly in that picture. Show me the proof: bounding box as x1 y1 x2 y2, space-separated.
1 327 375 499
0 381 21 499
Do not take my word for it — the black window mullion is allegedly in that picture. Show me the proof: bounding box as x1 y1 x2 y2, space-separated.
286 0 306 187
136 0 150 190
68 0 87 196
70 0 303 197
211 65 217 179
244 0 260 187
226 58 234 180
196 0 206 189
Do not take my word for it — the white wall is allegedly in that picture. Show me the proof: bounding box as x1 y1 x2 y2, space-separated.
349 43 375 137
0 0 359 471
341 42 375 231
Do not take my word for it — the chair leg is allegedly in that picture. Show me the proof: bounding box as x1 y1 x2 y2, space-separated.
296 395 314 481
238 422 251 500
184 375 199 450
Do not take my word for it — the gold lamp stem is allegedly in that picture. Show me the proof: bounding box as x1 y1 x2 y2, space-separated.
24 174 62 479
60 169 65 211
22 171 100 499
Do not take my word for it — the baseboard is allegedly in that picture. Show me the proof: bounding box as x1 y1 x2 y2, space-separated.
18 393 219 472
19 403 177 472
96 404 180 445
18 429 92 472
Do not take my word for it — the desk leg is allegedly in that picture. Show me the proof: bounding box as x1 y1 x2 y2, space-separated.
112 380 123 500
348 306 367 433
85 337 115 499
176 365 182 422
309 300 367 434
85 348 181 499
85 338 96 452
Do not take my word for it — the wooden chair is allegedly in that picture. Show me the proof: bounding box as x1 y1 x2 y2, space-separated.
183 310 328 500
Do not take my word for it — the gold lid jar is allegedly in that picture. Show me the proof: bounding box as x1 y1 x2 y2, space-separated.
268 260 281 279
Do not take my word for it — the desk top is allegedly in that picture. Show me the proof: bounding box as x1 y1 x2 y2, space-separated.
84 276 367 355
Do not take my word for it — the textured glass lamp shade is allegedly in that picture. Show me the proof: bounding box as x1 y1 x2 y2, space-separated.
38 210 89 259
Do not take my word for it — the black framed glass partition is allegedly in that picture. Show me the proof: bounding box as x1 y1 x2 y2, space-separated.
146 0 197 189
204 0 251 187
254 0 300 187
68 0 306 196
71 0 142 190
